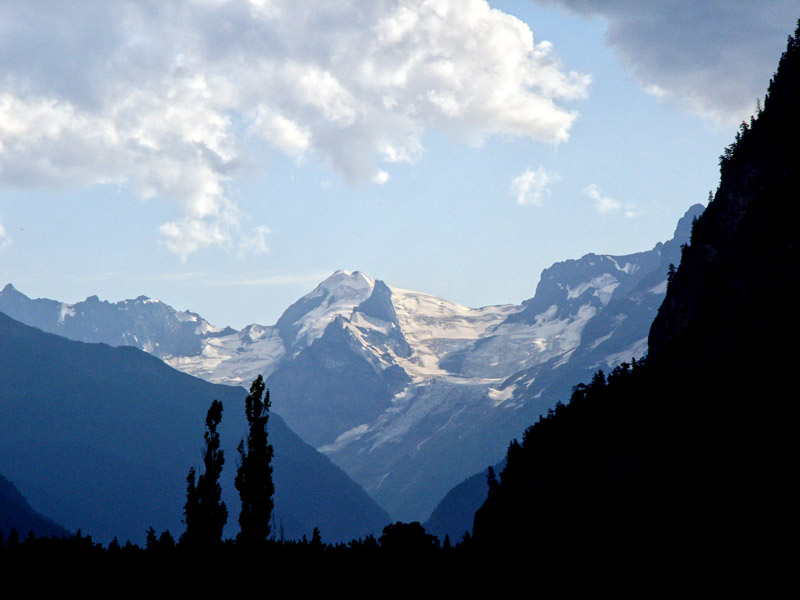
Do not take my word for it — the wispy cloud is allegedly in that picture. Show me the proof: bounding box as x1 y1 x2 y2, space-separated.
0 0 590 257
0 215 10 248
511 166 560 206
584 184 622 214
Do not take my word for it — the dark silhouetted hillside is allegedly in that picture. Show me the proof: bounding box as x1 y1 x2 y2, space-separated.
472 19 800 563
0 311 389 544
1 472 69 539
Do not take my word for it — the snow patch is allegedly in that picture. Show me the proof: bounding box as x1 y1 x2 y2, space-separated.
604 337 648 367
567 281 591 299
590 331 614 350
590 274 620 305
488 384 516 407
609 256 639 274
567 274 619 304
58 303 75 324
318 423 371 454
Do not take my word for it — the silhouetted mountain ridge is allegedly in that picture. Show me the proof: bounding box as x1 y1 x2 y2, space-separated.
0 311 390 544
470 19 800 562
0 472 69 540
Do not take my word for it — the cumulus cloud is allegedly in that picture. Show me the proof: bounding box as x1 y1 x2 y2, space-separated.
0 0 589 257
511 167 560 206
251 106 312 159
535 0 799 123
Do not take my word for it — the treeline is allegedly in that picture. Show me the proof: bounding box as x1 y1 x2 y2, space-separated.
473 359 666 562
0 520 474 563
1 374 467 561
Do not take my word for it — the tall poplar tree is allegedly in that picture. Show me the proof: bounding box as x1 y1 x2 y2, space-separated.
235 375 274 546
182 399 227 547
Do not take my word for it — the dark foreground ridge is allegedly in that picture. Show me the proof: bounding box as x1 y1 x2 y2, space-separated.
472 18 800 565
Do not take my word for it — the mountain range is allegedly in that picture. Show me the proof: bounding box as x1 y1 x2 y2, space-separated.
1 204 701 524
0 311 390 544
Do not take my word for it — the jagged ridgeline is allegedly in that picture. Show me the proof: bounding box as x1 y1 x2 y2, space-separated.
473 20 800 560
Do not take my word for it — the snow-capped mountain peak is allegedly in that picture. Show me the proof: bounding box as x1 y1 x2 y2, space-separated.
313 269 375 299
274 270 376 353
0 204 704 524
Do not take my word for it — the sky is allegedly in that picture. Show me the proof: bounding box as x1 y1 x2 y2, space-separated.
1 0 798 329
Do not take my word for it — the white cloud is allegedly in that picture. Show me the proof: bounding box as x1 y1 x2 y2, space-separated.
252 106 312 158
584 184 621 213
512 166 560 206
237 225 271 258
624 203 640 219
0 216 9 248
536 0 799 123
372 170 390 185
0 0 590 257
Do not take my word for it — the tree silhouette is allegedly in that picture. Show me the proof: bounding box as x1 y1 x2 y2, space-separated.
235 375 274 546
182 399 227 548
487 466 500 497
667 263 677 290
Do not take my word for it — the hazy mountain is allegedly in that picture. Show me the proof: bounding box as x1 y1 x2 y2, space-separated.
1 472 69 540
0 311 390 545
1 205 701 524
423 202 704 543
423 461 502 544
308 205 701 521
0 283 282 386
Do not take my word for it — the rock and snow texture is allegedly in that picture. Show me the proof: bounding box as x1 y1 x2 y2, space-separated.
0 204 703 523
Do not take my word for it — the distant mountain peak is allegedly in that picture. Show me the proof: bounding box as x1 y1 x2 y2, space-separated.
673 203 704 239
314 270 375 297
354 279 397 324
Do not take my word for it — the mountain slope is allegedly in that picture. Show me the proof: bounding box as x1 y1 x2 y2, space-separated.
317 205 701 521
0 283 284 386
0 206 701 524
423 461 502 543
470 18 800 560
0 472 69 539
0 311 390 544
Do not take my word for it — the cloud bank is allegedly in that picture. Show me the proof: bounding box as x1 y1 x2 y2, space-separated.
0 0 589 257
535 0 799 123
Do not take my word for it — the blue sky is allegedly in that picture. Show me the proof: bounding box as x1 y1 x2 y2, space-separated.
1 1 797 328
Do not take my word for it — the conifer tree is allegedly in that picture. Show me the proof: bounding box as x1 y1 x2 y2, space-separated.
667 263 677 292
145 526 158 551
235 375 274 546
182 399 227 547
487 466 500 497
